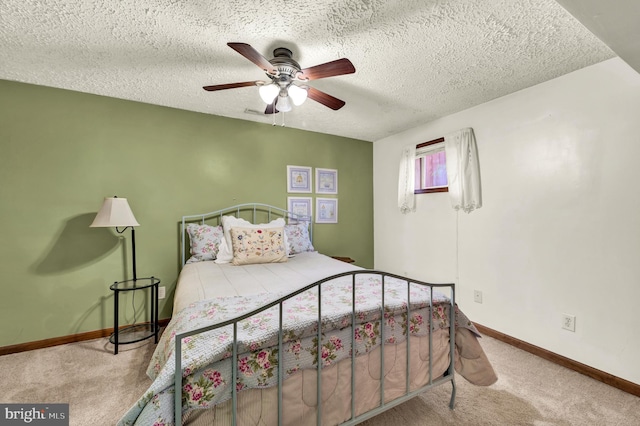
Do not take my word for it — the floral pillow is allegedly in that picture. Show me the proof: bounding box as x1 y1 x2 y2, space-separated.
186 224 224 263
284 222 314 254
229 227 288 266
217 216 288 263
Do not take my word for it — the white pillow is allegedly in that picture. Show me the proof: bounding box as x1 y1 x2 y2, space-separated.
216 215 288 263
214 237 232 264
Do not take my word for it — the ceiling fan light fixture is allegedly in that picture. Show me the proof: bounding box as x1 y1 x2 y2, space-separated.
288 84 308 106
277 94 292 112
259 83 279 104
204 43 355 114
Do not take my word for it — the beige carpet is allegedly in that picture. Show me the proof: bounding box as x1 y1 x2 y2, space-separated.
1 334 639 426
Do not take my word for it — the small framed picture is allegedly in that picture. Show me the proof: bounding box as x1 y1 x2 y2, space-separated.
287 197 312 223
316 168 338 194
316 198 338 224
287 165 312 193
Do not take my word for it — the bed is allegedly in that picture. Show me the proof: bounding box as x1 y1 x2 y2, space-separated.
118 203 496 426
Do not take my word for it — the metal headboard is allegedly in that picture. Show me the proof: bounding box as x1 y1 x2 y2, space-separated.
180 203 313 267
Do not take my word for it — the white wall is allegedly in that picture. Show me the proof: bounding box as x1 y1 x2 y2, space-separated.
373 57 640 385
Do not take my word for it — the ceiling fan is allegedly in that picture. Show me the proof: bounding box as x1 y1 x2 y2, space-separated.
203 43 356 114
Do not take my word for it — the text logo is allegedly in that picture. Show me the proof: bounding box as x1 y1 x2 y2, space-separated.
0 404 68 426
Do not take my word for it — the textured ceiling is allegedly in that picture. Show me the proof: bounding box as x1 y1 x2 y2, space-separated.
0 0 615 142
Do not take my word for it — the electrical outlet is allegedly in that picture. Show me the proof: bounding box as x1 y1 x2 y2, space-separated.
473 290 483 304
158 286 166 300
562 313 576 332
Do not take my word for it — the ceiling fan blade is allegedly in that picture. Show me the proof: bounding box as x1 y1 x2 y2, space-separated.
298 58 355 81
265 98 279 115
307 87 346 110
228 42 276 74
203 81 259 91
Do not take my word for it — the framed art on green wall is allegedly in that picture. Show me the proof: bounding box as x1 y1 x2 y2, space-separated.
316 168 338 194
287 165 312 193
287 197 312 222
316 198 338 223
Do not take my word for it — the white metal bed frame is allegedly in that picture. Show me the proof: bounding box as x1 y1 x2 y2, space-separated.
180 203 312 267
175 204 456 426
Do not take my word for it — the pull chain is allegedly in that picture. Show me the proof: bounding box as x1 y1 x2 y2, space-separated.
270 110 286 127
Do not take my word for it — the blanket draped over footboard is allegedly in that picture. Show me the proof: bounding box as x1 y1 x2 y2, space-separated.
119 272 493 426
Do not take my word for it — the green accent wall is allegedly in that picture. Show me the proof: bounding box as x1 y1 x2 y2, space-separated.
0 79 373 347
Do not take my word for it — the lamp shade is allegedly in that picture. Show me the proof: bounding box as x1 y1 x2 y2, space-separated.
277 94 292 112
259 83 279 104
90 197 140 227
288 84 308 106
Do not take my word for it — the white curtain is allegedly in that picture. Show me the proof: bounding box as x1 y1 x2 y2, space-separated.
397 145 416 214
444 127 482 213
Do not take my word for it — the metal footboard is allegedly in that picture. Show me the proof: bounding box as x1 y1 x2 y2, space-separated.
174 270 456 426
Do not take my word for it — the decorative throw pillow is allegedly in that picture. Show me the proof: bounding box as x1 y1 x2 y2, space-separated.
229 227 288 266
217 216 288 263
186 224 224 263
284 222 315 254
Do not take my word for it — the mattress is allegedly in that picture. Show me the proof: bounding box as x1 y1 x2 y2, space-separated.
174 252 360 313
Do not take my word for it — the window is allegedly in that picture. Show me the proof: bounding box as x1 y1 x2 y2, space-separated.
415 137 448 194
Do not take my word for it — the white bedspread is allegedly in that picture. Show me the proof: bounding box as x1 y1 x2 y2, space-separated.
174 252 360 313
